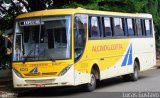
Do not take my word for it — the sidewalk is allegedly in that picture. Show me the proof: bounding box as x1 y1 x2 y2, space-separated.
0 69 17 97
155 65 160 69
0 69 13 91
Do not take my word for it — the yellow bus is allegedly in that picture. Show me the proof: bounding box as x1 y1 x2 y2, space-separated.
12 7 156 91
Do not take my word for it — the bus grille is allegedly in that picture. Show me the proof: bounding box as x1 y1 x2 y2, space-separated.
24 73 40 76
25 79 54 84
24 72 57 76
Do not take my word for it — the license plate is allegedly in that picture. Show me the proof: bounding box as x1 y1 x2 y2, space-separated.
36 84 45 88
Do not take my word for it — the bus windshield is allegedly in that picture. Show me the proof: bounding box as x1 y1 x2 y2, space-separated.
13 16 71 62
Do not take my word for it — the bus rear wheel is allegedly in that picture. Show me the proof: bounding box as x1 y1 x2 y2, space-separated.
130 61 139 81
85 70 96 92
122 61 139 81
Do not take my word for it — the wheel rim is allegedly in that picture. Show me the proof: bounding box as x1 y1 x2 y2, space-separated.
134 66 138 79
90 74 95 86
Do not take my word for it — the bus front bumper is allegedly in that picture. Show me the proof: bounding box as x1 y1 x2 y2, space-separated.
12 66 75 88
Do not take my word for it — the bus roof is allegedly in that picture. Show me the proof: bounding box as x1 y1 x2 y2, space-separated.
16 7 152 19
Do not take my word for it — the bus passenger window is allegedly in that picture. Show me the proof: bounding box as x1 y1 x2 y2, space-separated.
136 19 143 36
127 19 134 36
145 19 151 36
103 17 112 37
113 18 124 36
90 17 100 38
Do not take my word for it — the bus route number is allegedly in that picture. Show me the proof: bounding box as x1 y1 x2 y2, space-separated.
20 68 28 71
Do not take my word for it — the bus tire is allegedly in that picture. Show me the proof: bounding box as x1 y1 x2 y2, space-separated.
130 61 139 81
122 61 139 81
85 70 96 92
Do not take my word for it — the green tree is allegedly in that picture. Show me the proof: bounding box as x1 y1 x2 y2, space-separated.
0 0 160 44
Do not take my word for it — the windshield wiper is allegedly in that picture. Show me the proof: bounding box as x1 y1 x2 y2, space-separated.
23 47 36 63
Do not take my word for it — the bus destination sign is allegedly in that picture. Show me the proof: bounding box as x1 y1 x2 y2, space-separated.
20 20 41 26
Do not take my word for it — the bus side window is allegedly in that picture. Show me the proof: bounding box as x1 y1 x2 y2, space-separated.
89 16 101 38
145 19 152 36
141 19 146 36
103 17 112 37
113 18 124 36
136 19 143 36
126 18 135 36
123 18 128 36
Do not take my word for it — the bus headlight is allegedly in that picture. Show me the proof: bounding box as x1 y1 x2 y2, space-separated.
13 68 23 78
59 65 72 76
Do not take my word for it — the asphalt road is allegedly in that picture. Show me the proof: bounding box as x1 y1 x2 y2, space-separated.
17 68 160 98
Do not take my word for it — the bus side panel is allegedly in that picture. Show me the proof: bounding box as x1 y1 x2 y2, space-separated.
77 37 156 82
132 37 156 71
100 40 133 79
86 39 131 80
74 61 90 85
74 37 156 85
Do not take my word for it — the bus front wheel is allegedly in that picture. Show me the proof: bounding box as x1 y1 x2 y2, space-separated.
84 70 96 92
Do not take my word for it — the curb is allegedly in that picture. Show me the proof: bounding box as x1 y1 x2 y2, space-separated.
0 76 13 92
0 78 12 86
0 69 12 86
0 84 13 91
150 65 160 70
154 65 160 69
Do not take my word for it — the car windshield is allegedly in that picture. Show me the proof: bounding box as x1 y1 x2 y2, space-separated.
13 16 71 61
